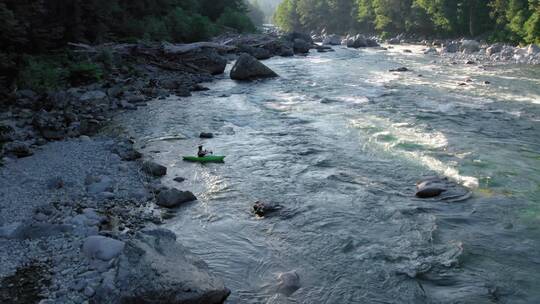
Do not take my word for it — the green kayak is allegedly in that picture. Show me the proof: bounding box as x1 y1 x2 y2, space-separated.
183 155 225 163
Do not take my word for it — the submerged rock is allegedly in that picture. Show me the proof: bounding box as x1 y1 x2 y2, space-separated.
276 271 301 296
253 201 282 217
230 54 278 81
415 177 471 201
389 67 410 72
200 132 214 139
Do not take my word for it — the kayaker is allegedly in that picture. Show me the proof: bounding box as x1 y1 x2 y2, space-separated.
197 145 211 157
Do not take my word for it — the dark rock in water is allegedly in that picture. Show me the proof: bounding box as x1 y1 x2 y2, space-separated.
230 54 278 81
484 81 491 85
276 271 301 296
465 60 476 65
173 177 186 183
3 141 33 158
157 188 197 208
416 177 448 198
415 177 471 201
346 35 367 48
442 42 460 53
142 160 167 177
315 45 334 53
192 84 210 92
389 67 410 72
293 39 311 54
200 132 214 139
403 49 413 53
98 229 230 303
284 32 314 45
253 201 282 217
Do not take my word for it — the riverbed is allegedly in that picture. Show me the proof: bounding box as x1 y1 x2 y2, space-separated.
117 45 540 303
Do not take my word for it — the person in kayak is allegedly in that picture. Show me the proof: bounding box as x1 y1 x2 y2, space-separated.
197 145 212 157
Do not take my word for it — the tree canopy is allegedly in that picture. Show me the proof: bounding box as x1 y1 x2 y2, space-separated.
274 0 540 44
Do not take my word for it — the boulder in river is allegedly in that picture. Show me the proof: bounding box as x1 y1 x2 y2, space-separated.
100 229 230 303
3 141 33 158
142 160 167 177
527 44 540 55
200 132 214 138
253 201 282 217
157 188 197 208
230 54 278 81
389 67 410 72
415 177 471 201
322 34 341 45
293 39 311 54
276 270 301 296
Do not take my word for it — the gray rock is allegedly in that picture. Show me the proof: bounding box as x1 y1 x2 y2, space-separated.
460 40 480 53
82 235 125 261
3 141 33 158
347 35 367 48
237 45 272 60
414 177 471 201
80 90 107 102
84 286 95 297
322 34 341 45
276 271 301 296
253 201 282 217
157 188 197 208
100 229 230 304
293 39 311 54
142 160 167 177
173 177 186 183
486 43 503 56
230 54 278 81
442 42 460 53
423 47 437 54
388 37 401 45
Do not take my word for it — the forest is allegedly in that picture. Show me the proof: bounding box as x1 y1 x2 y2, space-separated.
274 0 540 43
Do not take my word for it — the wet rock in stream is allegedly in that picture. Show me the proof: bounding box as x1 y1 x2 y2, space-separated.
415 177 471 201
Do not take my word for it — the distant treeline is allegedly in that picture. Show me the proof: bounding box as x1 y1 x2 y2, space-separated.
274 0 540 43
0 0 259 54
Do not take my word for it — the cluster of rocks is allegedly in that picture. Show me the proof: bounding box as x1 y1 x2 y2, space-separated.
0 134 230 303
385 36 540 65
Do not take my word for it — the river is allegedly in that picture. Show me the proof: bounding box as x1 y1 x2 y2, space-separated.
117 45 540 303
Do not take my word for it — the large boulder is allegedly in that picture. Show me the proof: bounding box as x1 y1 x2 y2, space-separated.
3 141 33 158
283 32 313 45
82 236 125 261
346 35 367 48
322 34 341 45
486 43 503 56
292 39 311 54
142 160 167 177
157 188 197 208
460 40 480 53
230 54 278 81
97 229 230 304
187 48 227 75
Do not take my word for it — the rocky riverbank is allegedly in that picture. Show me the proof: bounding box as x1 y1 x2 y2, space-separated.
313 32 540 65
0 32 314 304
